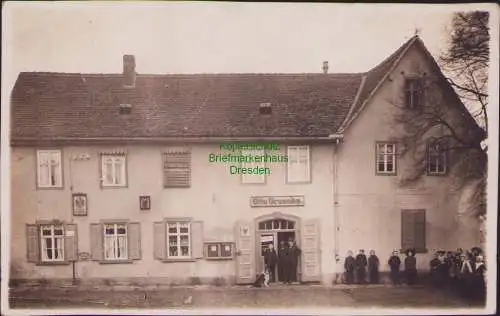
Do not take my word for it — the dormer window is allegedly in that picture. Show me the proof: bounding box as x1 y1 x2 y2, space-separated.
259 102 272 115
405 78 423 109
119 104 132 115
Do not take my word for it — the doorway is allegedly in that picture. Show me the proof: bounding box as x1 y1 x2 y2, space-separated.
256 217 299 283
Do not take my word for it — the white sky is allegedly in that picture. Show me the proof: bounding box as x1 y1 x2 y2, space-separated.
2 3 476 92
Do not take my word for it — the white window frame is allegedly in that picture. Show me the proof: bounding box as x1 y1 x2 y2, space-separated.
37 149 63 188
287 145 311 183
101 154 127 187
166 221 191 259
103 223 128 260
40 224 65 262
376 143 397 175
427 142 447 175
241 148 266 184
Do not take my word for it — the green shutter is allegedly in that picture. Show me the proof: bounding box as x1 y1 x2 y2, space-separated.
191 221 204 259
26 224 40 263
127 222 141 260
401 210 415 251
414 211 426 252
163 151 191 188
64 223 78 262
90 223 103 261
401 210 426 253
153 221 166 260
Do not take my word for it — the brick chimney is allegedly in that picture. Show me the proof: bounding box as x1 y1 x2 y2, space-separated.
322 61 329 74
123 55 136 87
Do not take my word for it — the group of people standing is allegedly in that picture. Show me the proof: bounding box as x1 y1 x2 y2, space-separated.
344 249 418 285
429 247 486 300
263 238 301 284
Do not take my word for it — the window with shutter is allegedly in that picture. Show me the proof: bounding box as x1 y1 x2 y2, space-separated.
401 209 426 253
155 219 204 261
91 221 141 263
287 146 311 183
26 222 77 264
163 151 191 188
37 150 63 188
100 154 127 187
241 148 266 184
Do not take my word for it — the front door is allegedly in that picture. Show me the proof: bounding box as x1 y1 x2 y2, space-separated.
256 218 299 282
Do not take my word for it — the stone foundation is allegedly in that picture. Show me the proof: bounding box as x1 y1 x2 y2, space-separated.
9 276 237 290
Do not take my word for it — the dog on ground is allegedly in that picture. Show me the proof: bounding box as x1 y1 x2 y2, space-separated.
252 266 270 288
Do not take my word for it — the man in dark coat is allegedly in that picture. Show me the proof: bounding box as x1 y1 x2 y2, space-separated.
355 249 368 284
404 249 417 285
277 241 287 283
287 239 301 283
263 244 278 283
344 250 355 285
388 250 401 285
429 251 442 287
368 250 380 284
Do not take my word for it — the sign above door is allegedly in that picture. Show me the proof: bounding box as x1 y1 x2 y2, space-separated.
250 196 305 208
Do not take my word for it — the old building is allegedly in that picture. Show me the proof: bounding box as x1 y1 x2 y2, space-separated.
10 35 484 286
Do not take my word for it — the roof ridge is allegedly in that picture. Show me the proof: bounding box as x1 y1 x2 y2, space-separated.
19 71 366 77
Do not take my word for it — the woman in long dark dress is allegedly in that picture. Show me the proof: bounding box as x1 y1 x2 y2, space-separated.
368 250 380 284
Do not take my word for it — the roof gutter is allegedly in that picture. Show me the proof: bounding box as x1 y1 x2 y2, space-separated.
11 135 344 146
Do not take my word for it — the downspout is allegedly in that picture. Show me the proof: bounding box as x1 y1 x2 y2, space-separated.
332 138 341 284
68 153 76 284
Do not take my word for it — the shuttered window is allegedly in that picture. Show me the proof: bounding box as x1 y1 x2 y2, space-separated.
241 149 266 184
153 219 203 261
90 221 141 263
287 146 311 183
37 150 63 188
163 150 191 188
401 209 426 253
26 222 78 264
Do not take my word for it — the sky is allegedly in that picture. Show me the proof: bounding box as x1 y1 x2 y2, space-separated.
1 2 498 114
2 3 473 92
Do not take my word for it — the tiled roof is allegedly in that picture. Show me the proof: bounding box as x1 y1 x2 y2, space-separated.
10 37 417 143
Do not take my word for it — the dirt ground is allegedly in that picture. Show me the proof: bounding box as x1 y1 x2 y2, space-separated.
8 284 484 310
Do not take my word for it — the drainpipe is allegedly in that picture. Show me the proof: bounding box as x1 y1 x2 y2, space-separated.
68 153 76 285
332 138 341 284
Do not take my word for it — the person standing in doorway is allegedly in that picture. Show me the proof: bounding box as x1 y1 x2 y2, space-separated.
264 244 278 283
278 240 287 283
388 250 401 285
355 249 368 284
344 250 355 285
404 249 418 285
368 250 380 284
288 238 301 284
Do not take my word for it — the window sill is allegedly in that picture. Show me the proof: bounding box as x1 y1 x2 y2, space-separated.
101 185 128 189
400 248 428 254
99 259 134 264
376 172 397 176
205 257 233 261
162 258 196 263
36 186 64 190
36 261 70 266
426 172 447 177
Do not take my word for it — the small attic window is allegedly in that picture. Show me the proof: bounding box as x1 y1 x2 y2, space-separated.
259 102 272 115
119 104 132 114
